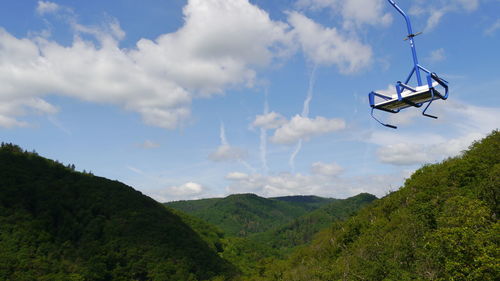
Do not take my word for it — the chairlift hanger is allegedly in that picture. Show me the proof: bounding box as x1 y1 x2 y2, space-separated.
368 0 449 129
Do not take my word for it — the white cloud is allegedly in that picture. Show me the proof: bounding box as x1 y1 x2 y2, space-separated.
0 115 28 128
371 101 500 166
0 97 58 128
225 172 249 180
424 9 446 31
208 122 248 162
140 140 160 149
376 132 483 165
454 0 479 11
0 0 291 129
445 101 500 134
136 0 291 96
127 166 146 175
387 109 420 126
375 84 396 97
295 0 392 28
427 48 446 63
209 145 248 162
36 1 60 15
252 111 287 129
225 170 403 198
156 182 206 201
287 12 372 73
484 19 500 36
270 115 345 144
377 143 435 165
169 182 204 195
410 0 480 31
311 161 343 177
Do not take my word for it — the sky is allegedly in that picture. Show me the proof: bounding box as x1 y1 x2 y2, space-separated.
1 0 499 202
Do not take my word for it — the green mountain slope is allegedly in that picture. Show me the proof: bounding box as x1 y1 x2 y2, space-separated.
168 193 377 277
166 193 332 236
253 193 377 252
250 131 500 281
165 206 225 254
0 144 236 281
219 193 377 277
270 195 337 211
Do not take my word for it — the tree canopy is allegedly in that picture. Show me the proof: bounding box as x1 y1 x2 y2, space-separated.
0 143 237 281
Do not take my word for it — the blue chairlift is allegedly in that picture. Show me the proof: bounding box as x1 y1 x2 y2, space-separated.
369 0 449 129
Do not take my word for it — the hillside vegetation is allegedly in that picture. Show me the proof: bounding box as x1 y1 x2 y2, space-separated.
0 143 236 281
3 130 497 281
248 131 500 281
166 194 336 236
252 193 377 253
168 193 377 276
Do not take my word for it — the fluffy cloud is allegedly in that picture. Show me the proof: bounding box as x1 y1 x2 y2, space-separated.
140 140 160 149
0 0 291 129
225 170 403 198
225 172 249 180
410 0 480 31
1 0 378 129
376 132 483 165
209 145 247 162
270 115 345 144
169 182 204 195
154 182 206 201
295 0 392 28
311 161 343 177
287 12 372 73
371 101 500 166
36 1 60 15
0 97 58 128
252 111 287 129
484 19 500 36
427 48 446 63
387 110 420 126
209 122 248 162
134 0 291 96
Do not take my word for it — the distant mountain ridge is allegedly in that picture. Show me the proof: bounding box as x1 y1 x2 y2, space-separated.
167 192 378 276
165 193 339 236
271 195 338 210
253 192 377 252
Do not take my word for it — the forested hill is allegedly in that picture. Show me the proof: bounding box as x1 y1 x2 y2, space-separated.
0 144 236 281
165 193 337 236
270 195 337 210
249 131 500 281
252 193 377 252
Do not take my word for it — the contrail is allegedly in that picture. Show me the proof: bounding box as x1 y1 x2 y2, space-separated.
219 121 256 173
289 139 302 172
220 122 228 146
259 89 269 174
239 159 256 173
302 65 317 118
289 64 317 172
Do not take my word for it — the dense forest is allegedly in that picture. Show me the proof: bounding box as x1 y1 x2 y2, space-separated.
245 130 500 281
1 130 498 280
167 193 377 275
0 143 236 281
166 194 336 236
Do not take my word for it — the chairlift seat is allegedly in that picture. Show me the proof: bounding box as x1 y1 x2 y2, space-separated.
373 81 441 112
367 1 450 128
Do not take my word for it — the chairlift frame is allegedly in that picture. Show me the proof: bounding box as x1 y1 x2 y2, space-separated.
368 0 449 129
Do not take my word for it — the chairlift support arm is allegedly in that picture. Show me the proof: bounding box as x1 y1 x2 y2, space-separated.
387 0 423 86
367 1 449 129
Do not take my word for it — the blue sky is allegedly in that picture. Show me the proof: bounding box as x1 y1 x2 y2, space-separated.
1 0 499 201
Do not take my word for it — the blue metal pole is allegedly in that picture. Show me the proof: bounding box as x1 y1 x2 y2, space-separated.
387 0 423 86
